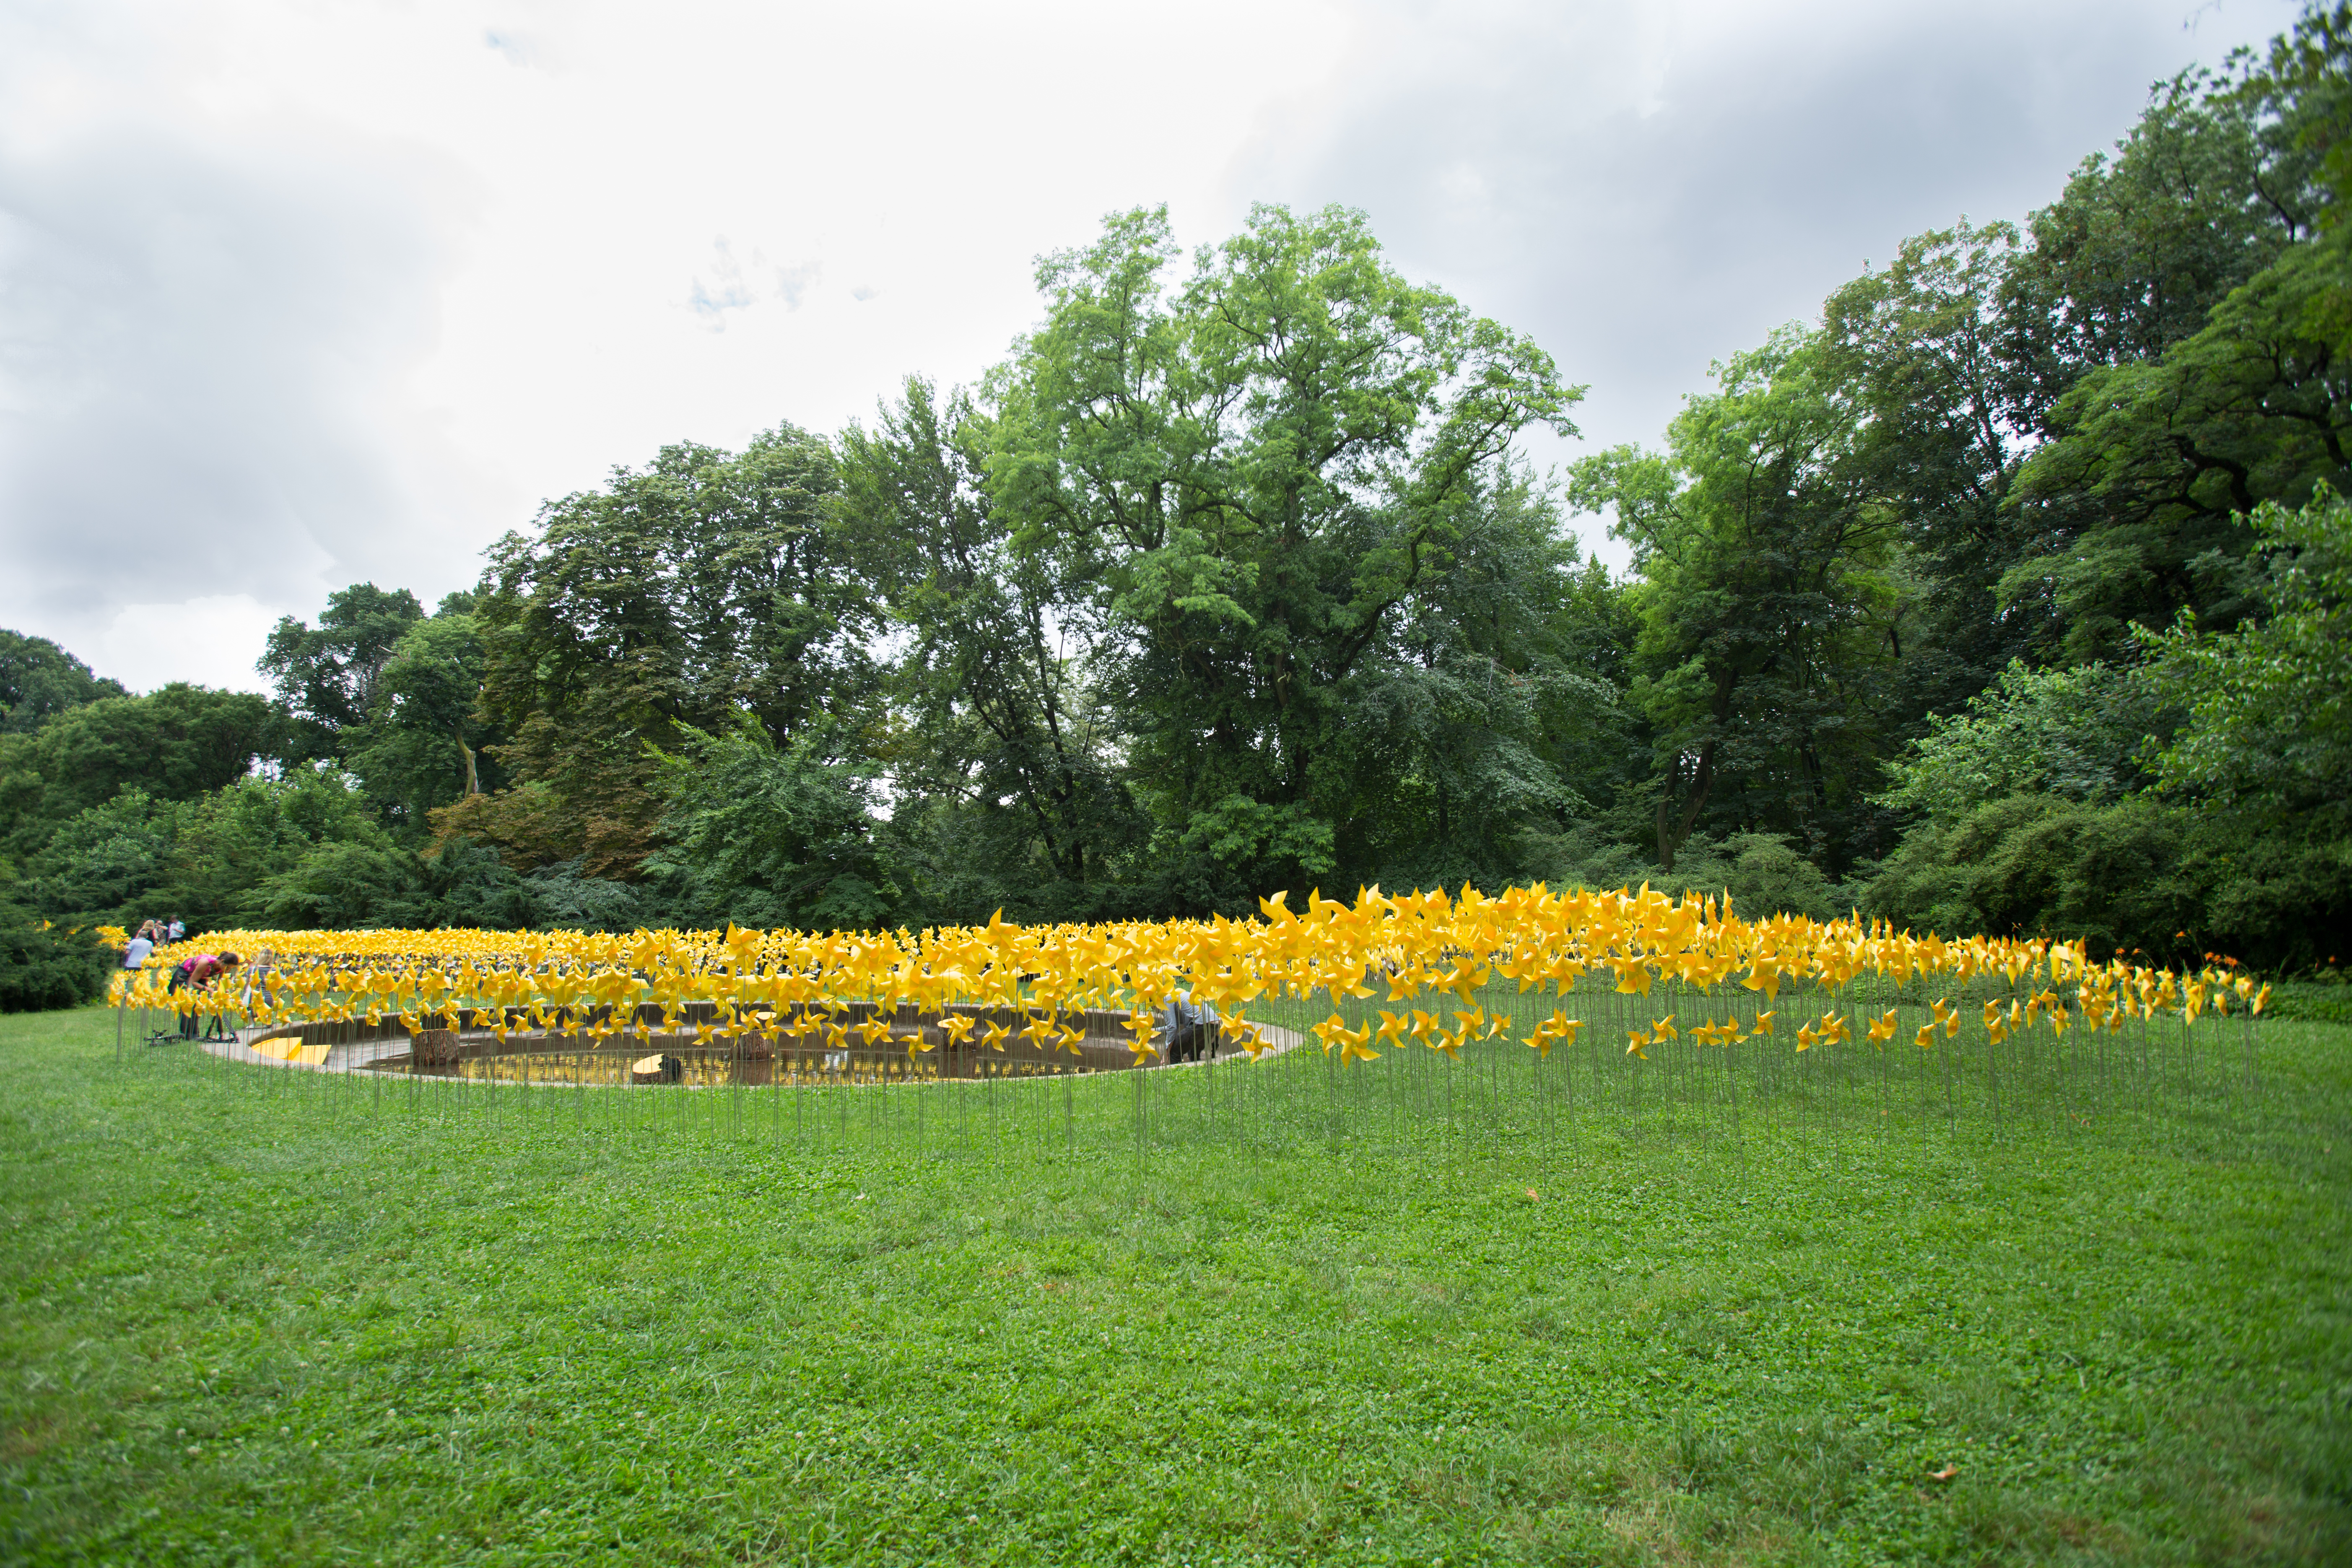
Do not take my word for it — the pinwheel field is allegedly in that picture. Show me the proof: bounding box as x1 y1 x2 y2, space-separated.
84 885 2302 1158
5 890 2350 1565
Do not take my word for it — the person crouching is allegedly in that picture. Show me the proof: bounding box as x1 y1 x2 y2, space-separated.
169 951 241 1039
1155 991 1223 1063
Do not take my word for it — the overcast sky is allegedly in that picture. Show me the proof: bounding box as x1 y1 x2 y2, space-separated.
0 0 2303 693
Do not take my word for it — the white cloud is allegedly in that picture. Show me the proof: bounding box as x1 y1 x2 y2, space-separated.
688 237 758 329
0 1 498 675
0 0 2305 688
1228 0 2305 553
92 594 281 695
775 260 822 310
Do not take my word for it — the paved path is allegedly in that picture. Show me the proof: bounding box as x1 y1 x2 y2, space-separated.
181 1019 1309 1081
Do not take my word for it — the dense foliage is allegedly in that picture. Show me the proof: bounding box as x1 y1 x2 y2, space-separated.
0 900 109 1013
4 5 2348 986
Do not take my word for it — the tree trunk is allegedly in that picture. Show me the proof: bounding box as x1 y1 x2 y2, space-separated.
1655 742 1716 872
1657 664 1737 871
411 1028 462 1067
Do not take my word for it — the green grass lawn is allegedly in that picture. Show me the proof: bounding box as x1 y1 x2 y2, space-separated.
3 1003 2349 1565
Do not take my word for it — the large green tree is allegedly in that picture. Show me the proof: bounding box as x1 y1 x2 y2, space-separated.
459 425 881 876
642 719 902 932
0 684 274 867
1994 64 2323 436
344 603 505 837
1989 30 2347 659
1819 221 2053 721
983 203 1579 902
0 631 128 734
1319 462 1619 890
259 583 426 763
837 379 1146 920
1571 327 1901 872
2013 224 2352 656
2139 486 2352 816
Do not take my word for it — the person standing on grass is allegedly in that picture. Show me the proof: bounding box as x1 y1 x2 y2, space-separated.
121 928 153 974
168 950 240 1040
166 916 184 944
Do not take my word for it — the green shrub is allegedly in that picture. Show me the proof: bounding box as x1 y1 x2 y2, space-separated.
1858 793 2352 971
0 904 112 1013
1521 825 1838 920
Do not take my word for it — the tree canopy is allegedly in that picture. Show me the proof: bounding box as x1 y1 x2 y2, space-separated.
6 4 2351 974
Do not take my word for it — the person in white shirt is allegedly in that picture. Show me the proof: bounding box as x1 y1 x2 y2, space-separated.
121 933 153 971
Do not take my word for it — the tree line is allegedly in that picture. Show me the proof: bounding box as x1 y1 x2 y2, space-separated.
3 5 2347 1002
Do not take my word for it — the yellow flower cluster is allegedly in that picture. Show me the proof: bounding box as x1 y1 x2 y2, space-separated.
109 883 2268 1062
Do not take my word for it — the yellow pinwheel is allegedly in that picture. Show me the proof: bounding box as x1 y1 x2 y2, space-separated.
1739 955 1785 1001
1526 1010 1582 1057
1436 962 1488 1003
1320 1015 1378 1064
1610 956 1655 997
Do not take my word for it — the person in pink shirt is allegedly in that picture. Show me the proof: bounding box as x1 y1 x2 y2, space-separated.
169 951 240 1040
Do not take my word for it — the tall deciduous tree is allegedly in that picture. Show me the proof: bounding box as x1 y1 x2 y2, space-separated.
457 425 880 875
2013 224 2352 657
0 631 128 734
345 605 505 836
1989 39 2345 659
1328 462 1620 888
0 684 274 860
2139 486 2352 815
1820 221 2053 720
984 203 1579 900
259 584 426 763
837 378 1144 916
1995 65 2323 437
1572 327 1900 872
643 718 901 931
